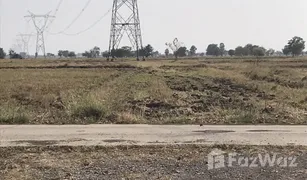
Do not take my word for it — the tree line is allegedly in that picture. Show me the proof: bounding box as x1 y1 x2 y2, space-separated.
205 36 305 58
0 36 305 59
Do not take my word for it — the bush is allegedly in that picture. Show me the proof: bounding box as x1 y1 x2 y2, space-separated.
0 114 29 124
227 110 257 124
72 104 106 123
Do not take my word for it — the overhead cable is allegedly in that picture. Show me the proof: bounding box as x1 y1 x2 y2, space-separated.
62 8 112 36
47 0 92 35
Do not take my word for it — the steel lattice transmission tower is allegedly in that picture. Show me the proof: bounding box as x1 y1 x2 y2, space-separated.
17 34 33 55
108 0 145 61
25 11 55 58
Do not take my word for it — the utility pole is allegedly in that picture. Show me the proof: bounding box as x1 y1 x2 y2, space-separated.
108 0 145 61
25 11 55 58
17 33 33 56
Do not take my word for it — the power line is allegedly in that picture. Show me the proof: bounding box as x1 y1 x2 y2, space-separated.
47 0 92 35
61 8 111 36
45 0 64 29
53 0 64 16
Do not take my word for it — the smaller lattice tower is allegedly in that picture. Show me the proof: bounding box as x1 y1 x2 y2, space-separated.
25 11 55 58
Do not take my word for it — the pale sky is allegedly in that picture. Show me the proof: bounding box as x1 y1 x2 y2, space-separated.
1 0 307 55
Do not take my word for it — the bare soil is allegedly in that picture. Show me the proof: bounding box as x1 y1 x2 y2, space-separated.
0 145 306 180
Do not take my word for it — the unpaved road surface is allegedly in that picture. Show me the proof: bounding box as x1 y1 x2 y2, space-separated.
0 145 307 180
1 125 307 180
0 125 307 147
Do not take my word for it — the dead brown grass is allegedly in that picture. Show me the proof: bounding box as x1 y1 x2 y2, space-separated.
0 57 306 125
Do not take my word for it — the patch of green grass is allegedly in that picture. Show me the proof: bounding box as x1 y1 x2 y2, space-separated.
69 94 108 124
72 103 106 123
73 105 105 119
226 110 257 124
0 109 29 124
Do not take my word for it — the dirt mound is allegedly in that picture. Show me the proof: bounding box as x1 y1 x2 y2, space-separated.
127 99 187 121
176 77 254 111
166 76 258 95
164 76 257 120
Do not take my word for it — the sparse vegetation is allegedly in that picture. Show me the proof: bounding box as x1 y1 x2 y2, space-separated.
0 107 29 124
0 57 306 125
72 102 106 123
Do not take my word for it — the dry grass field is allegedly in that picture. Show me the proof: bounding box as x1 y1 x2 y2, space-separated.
0 57 306 125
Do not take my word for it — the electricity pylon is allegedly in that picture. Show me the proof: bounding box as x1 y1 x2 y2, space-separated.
108 0 144 61
17 33 33 55
25 11 55 58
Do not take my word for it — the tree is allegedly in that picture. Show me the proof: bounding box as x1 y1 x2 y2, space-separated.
253 47 265 65
62 50 69 58
82 51 92 58
228 49 235 57
235 46 246 56
111 49 124 58
47 53 55 57
91 46 100 58
122 46 133 57
253 47 265 57
111 46 133 58
152 51 160 57
190 45 197 56
282 45 291 56
68 51 76 58
0 48 6 59
219 43 225 56
206 44 220 56
58 50 69 58
102 51 109 58
275 51 283 56
266 48 275 56
244 44 254 56
82 46 101 58
285 36 305 56
145 44 154 57
58 50 63 58
9 49 22 59
177 47 187 57
165 48 170 57
166 38 183 60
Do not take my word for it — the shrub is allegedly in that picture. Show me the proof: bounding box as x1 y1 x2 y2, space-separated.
72 104 106 123
0 114 29 124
